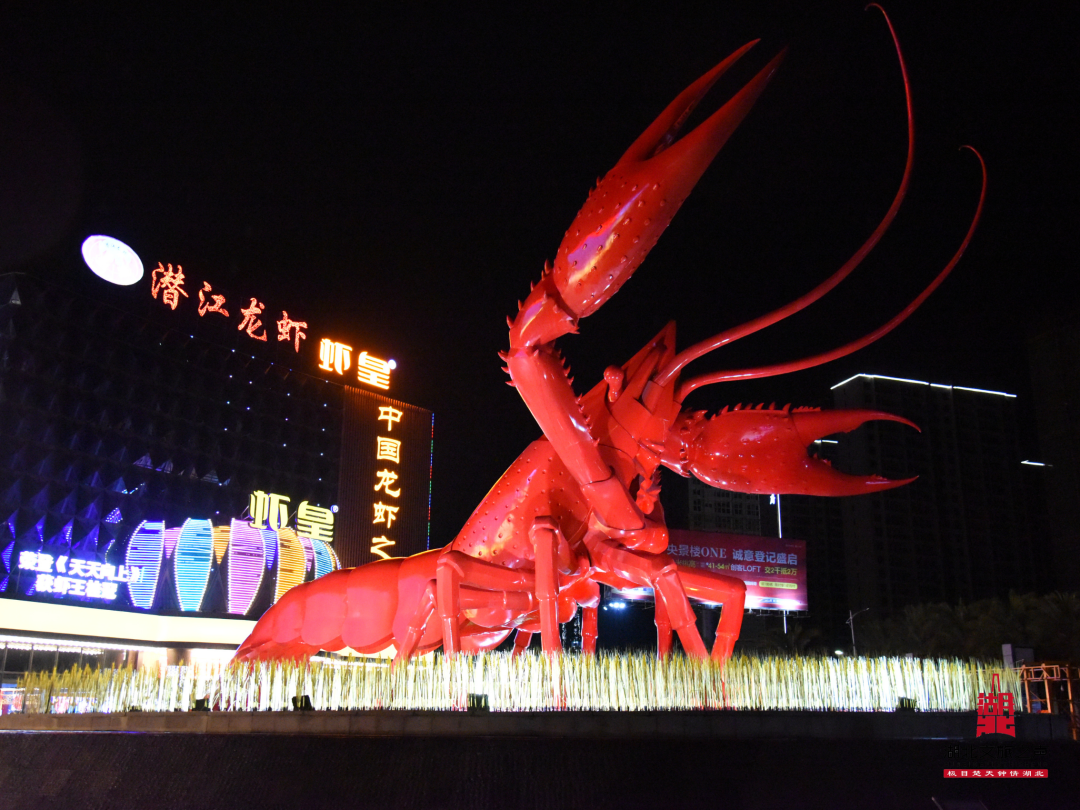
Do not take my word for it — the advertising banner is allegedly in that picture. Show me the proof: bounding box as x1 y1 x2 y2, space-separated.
617 529 807 611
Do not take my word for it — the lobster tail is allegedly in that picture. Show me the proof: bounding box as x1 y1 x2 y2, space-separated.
233 559 405 662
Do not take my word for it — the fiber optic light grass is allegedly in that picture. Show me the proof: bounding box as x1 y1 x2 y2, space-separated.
16 652 1020 714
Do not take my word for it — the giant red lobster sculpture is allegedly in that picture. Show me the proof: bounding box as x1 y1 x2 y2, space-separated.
235 8 985 664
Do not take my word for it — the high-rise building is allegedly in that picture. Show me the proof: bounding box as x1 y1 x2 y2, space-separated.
668 373 1046 643
1027 323 1080 591
830 374 1041 620
686 481 764 536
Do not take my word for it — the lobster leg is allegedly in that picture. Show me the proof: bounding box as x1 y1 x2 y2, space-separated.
530 517 562 653
437 551 539 655
654 593 674 659
512 629 533 656
394 579 438 663
676 566 747 662
581 606 598 655
586 529 708 658
437 517 570 656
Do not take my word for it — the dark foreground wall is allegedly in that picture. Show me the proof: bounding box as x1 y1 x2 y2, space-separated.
0 731 1077 810
0 708 1073 740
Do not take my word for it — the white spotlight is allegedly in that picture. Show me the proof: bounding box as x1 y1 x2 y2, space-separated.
81 235 143 285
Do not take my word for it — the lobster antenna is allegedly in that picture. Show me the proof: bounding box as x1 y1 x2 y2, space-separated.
676 147 987 400
654 4 914 388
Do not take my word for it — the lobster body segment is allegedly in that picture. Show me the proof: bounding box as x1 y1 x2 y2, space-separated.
236 10 985 665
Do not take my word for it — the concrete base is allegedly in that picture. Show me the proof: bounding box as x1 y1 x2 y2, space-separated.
0 708 1071 739
0 730 1076 809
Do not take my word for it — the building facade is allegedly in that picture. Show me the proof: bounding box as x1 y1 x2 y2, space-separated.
830 374 1040 621
1027 323 1080 591
0 273 432 681
667 373 1044 644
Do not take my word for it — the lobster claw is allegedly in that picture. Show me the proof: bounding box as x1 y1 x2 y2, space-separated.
680 406 920 497
552 42 786 320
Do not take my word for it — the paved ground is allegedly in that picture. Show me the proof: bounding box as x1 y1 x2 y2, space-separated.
0 732 1077 809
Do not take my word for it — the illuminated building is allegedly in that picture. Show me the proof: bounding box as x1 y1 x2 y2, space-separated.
1027 322 1080 591
664 374 1044 644
830 374 1041 618
0 273 433 680
686 483 764 535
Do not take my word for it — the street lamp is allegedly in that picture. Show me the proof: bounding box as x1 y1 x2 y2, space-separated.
846 608 870 657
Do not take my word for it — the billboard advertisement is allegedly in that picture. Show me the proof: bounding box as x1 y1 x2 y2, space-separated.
617 529 807 612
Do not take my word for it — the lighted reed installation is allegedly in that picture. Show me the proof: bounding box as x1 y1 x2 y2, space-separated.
16 652 1019 714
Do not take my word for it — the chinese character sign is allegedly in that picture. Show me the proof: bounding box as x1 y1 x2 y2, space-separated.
17 550 138 602
147 260 316 353
371 405 405 559
297 500 334 542
197 281 229 317
250 491 335 542
238 298 268 341
976 674 1017 737
319 339 352 374
357 352 393 390
249 490 290 531
276 311 308 352
151 262 189 310
145 264 396 388
329 388 432 569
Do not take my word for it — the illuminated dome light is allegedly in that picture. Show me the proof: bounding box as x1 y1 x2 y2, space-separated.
308 537 336 580
274 528 306 604
174 519 213 611
126 521 164 610
80 235 144 285
227 519 264 615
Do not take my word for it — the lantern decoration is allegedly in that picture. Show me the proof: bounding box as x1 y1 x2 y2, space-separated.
262 527 278 571
310 537 335 581
212 525 230 565
174 518 213 611
298 533 315 573
125 520 164 609
274 528 306 603
163 527 181 560
226 519 264 615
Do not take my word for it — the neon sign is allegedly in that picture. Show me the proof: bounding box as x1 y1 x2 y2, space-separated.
296 501 334 543
277 311 308 352
318 339 352 374
248 490 335 543
197 281 229 317
147 260 396 389
370 405 404 560
150 263 189 310
237 298 268 341
357 352 393 390
18 550 141 603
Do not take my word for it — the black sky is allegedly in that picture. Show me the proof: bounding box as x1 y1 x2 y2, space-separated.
2 2 1076 541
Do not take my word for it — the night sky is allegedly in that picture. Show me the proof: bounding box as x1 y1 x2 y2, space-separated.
2 2 1075 542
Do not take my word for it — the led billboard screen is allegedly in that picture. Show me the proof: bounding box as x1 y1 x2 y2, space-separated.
617 529 807 612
